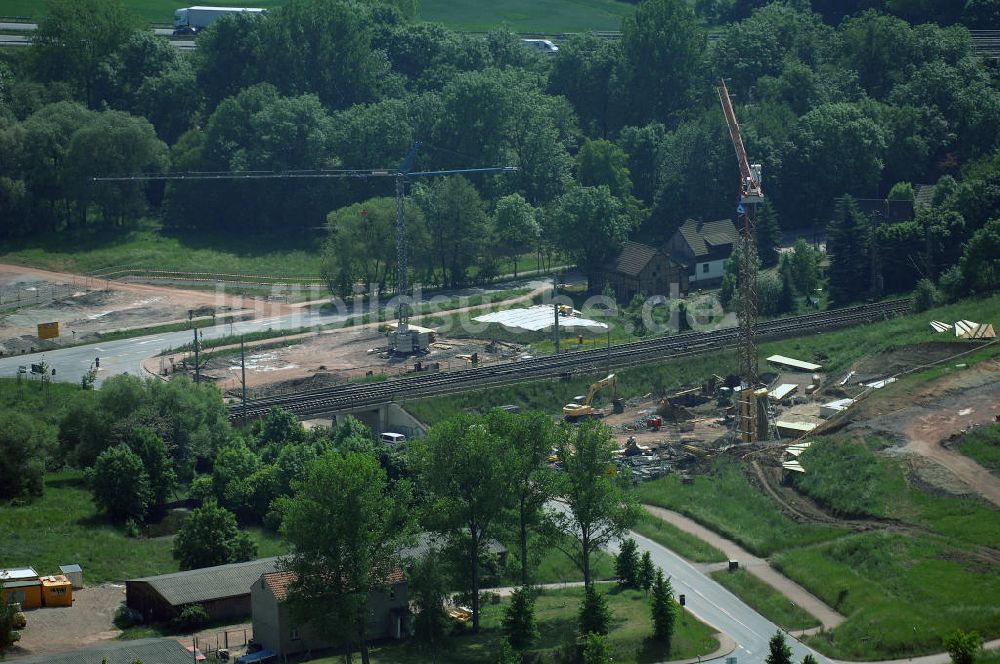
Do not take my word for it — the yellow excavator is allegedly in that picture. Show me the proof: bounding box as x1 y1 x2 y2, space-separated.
563 374 625 420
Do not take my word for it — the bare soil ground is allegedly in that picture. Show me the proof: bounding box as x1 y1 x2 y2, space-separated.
177 327 525 398
5 584 124 658
0 264 292 355
850 355 1000 506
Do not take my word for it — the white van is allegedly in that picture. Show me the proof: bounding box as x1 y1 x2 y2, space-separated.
380 432 406 445
522 39 559 53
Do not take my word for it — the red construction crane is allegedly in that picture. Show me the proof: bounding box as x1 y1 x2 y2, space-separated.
717 79 766 443
717 79 763 204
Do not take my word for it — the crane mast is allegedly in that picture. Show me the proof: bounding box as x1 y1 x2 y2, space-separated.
717 79 766 443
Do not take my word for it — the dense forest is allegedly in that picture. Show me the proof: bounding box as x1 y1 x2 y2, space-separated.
1 0 999 302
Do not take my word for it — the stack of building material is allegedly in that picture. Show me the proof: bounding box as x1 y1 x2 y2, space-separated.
930 320 952 333
954 320 996 339
782 441 813 474
820 398 854 418
768 383 798 401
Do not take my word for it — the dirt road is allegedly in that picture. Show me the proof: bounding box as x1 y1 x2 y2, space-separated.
903 380 1000 507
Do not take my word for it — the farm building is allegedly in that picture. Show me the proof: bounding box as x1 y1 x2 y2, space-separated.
13 637 194 664
603 241 689 301
126 557 282 623
251 568 409 659
665 218 739 286
0 567 42 610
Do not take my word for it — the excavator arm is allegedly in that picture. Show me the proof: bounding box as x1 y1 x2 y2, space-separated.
563 374 621 419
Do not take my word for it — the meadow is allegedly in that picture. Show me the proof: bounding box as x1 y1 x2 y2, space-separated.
313 586 719 664
2 0 631 32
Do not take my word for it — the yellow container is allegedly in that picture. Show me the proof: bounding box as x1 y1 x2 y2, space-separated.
41 575 73 607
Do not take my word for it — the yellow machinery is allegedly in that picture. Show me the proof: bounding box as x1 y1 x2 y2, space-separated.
563 374 625 420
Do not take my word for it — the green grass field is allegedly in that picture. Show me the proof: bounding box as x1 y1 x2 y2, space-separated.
0 471 285 583
312 585 717 664
632 512 727 563
956 423 1000 475
633 459 847 557
1 225 327 278
708 568 820 632
774 532 1000 660
2 0 631 32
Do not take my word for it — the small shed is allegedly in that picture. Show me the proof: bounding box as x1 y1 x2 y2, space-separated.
0 567 42 610
60 564 84 589
41 574 73 607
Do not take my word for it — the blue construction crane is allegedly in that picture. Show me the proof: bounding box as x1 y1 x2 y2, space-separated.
93 143 517 354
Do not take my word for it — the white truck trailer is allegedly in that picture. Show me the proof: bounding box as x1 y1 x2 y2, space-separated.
173 6 266 35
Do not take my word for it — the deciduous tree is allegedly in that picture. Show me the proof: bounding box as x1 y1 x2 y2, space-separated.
173 500 256 570
91 445 152 523
281 451 411 664
550 420 638 586
410 415 511 632
554 185 634 292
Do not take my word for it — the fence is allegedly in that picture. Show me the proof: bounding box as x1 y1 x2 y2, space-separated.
184 625 253 660
0 280 98 312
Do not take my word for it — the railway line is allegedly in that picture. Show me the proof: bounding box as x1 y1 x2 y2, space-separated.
227 298 911 422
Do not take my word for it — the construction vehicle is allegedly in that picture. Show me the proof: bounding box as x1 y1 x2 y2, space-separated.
563 374 625 420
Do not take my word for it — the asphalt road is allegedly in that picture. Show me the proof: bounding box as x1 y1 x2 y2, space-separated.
625 532 829 663
0 25 190 49
0 279 549 386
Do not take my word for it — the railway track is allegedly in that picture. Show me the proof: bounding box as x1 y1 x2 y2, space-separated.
227 298 911 422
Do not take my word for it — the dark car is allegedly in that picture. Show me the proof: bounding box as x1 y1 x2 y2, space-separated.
172 26 198 36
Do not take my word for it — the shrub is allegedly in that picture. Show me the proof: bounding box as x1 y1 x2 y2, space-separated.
502 586 538 650
113 604 139 629
578 585 610 637
615 538 640 587
171 604 209 633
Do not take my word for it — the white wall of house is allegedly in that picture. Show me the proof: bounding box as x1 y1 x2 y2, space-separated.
688 259 726 283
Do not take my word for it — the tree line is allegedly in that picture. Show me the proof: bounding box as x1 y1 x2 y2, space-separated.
2 0 999 297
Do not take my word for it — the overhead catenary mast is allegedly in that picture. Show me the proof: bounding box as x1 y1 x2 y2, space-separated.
93 143 516 354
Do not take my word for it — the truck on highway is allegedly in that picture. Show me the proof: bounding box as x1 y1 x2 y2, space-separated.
172 6 266 35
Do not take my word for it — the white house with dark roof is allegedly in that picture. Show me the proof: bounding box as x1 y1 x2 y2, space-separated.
665 218 740 286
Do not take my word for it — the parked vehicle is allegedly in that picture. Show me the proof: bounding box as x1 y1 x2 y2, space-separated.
380 432 406 445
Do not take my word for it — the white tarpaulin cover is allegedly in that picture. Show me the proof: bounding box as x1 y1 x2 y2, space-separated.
473 305 609 332
766 354 822 371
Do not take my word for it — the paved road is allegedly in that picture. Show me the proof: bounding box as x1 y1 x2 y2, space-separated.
0 34 29 46
0 22 173 35
0 278 549 386
618 533 830 663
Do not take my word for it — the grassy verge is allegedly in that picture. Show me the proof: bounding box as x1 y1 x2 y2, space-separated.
774 532 1000 660
632 512 727 563
708 568 820 632
955 423 1000 475
633 458 847 557
0 471 287 583
93 315 242 343
311 586 717 664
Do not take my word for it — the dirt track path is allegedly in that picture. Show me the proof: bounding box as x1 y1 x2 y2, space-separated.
904 381 1000 508
642 505 846 631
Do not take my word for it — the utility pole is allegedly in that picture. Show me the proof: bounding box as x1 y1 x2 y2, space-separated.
193 328 200 384
240 335 247 425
